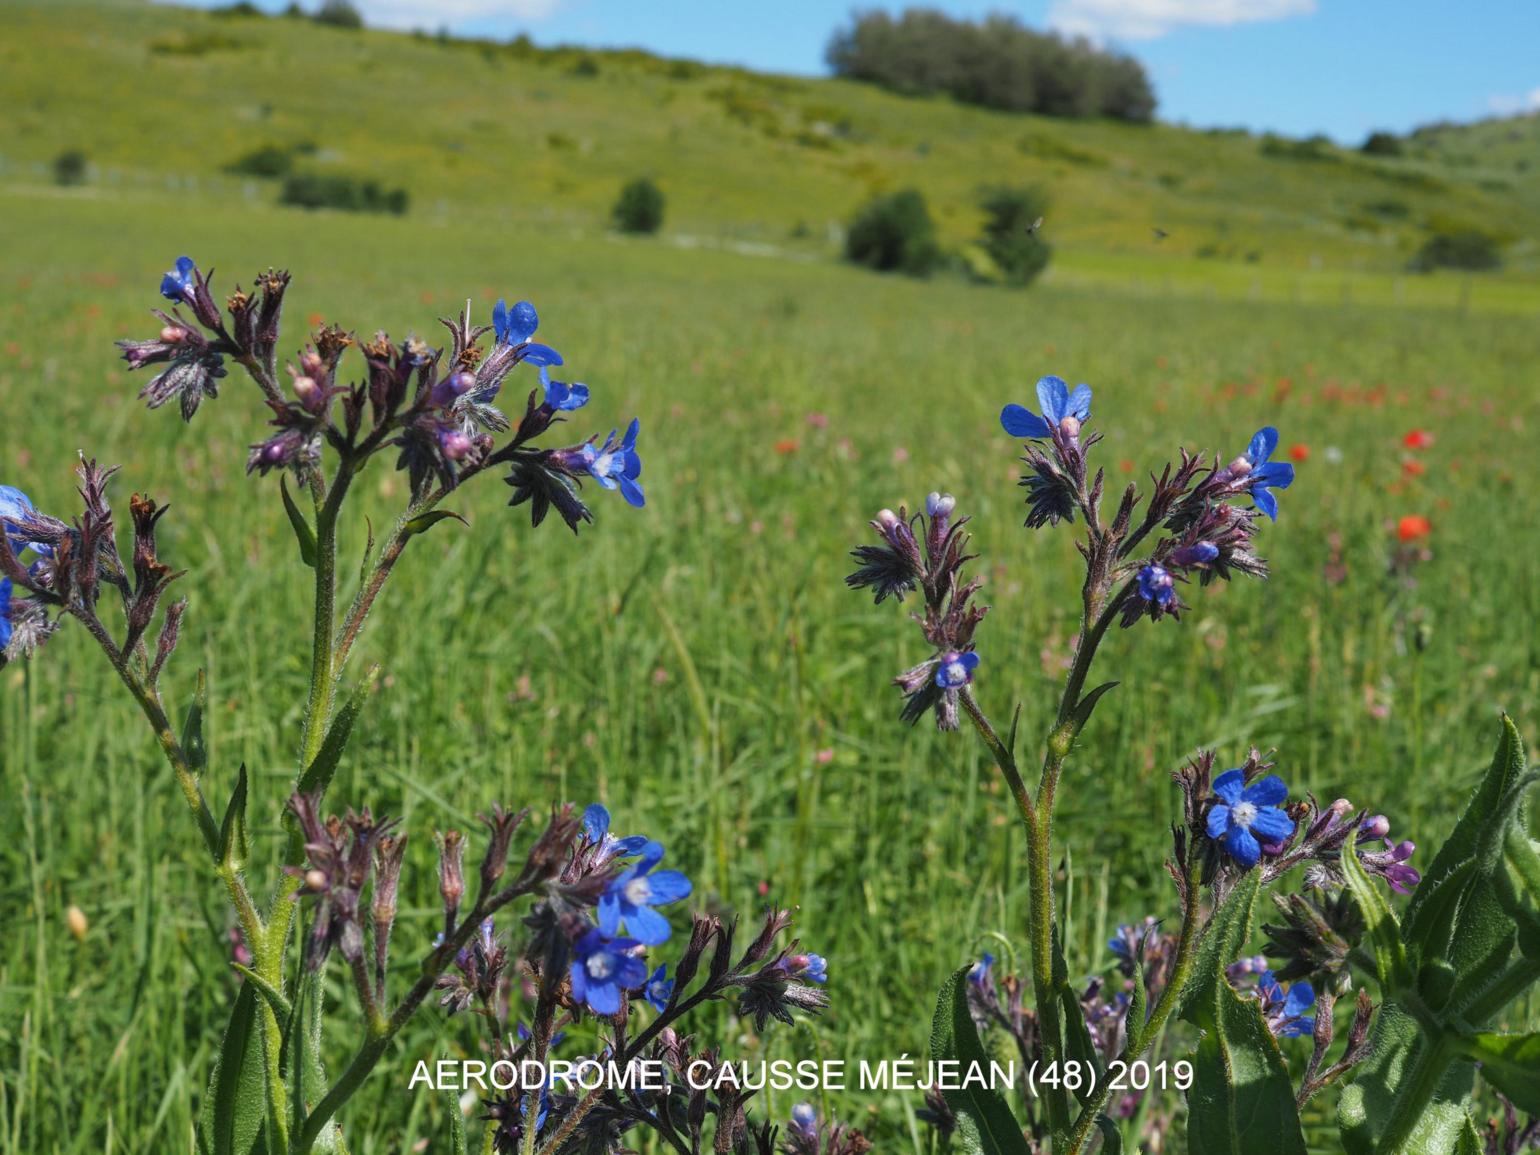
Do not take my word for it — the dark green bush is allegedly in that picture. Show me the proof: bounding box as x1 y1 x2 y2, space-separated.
52 149 88 187
1410 229 1501 272
279 173 409 216
844 189 942 277
225 144 294 178
312 0 363 29
612 178 666 235
1360 130 1403 156
978 186 1051 286
826 9 1155 123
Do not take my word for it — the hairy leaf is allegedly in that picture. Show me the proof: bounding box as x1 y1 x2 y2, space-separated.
197 982 266 1155
1338 1002 1473 1155
929 966 1032 1155
280 475 318 568
1462 1032 1540 1117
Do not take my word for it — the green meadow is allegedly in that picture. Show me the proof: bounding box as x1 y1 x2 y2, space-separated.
1 2 1538 1152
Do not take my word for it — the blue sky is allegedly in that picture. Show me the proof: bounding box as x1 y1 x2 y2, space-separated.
181 0 1540 143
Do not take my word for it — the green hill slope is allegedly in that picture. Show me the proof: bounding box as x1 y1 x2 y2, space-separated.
1 0 1537 305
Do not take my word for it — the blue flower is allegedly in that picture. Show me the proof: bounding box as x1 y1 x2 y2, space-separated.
1137 564 1175 606
160 256 197 302
1001 376 1092 440
644 963 674 1012
799 954 828 983
581 803 649 857
492 298 539 346
0 578 13 651
598 841 692 945
539 366 589 412
1233 427 1295 521
1206 769 1294 868
1257 970 1315 1038
789 1103 819 1141
567 419 644 508
935 650 979 690
569 928 647 1016
0 485 48 559
969 952 995 985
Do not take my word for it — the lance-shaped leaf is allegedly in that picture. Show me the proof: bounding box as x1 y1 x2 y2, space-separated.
197 982 267 1155
283 969 343 1154
280 476 318 568
1177 870 1307 1155
401 509 468 538
219 764 250 874
1341 831 1411 993
1054 928 1102 1108
929 966 1033 1155
296 666 379 797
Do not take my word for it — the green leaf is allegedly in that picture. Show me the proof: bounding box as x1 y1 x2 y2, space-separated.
401 509 468 538
1177 871 1307 1155
929 966 1032 1155
1054 929 1102 1108
1341 830 1411 992
1093 1115 1123 1154
197 982 267 1155
219 764 250 873
1462 1032 1540 1116
296 666 379 797
1069 680 1118 733
1338 1003 1473 1155
280 476 318 568
231 965 292 1022
284 969 343 1154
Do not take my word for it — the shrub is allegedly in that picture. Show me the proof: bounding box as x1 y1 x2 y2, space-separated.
225 144 294 178
1361 130 1403 156
279 173 409 216
826 8 1155 123
312 0 363 29
978 186 1051 287
52 149 88 187
844 189 942 277
612 178 665 235
1410 228 1501 272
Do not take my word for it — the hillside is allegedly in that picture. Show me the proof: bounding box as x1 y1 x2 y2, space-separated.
2 0 1537 304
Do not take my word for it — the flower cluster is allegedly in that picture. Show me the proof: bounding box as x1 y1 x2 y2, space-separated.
846 493 988 730
117 255 647 533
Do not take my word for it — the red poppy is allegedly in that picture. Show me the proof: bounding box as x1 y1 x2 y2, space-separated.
1288 444 1310 462
774 438 799 455
1402 459 1426 478
1397 515 1431 542
1403 430 1434 450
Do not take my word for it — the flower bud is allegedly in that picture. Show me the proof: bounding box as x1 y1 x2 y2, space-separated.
435 830 466 919
1059 414 1081 439
925 492 955 518
292 375 322 410
304 868 328 892
160 325 186 344
439 428 474 461
1360 814 1390 840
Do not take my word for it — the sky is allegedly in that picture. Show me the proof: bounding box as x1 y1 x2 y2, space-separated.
179 0 1540 143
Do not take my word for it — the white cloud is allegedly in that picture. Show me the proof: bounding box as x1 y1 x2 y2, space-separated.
1048 0 1316 41
352 0 564 30
1487 87 1540 116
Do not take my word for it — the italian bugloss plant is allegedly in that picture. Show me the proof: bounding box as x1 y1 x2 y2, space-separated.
0 256 836 1155
846 376 1540 1153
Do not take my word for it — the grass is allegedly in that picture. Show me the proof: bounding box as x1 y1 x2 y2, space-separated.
0 3 1539 1152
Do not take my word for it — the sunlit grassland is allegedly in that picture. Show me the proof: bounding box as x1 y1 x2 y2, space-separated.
0 183 1536 1152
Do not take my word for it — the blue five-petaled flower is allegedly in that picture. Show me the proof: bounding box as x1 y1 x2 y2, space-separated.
1257 970 1316 1038
160 256 197 302
644 963 673 1013
540 366 589 412
1001 375 1092 440
1206 768 1294 868
491 297 563 367
569 928 647 1016
599 840 692 945
935 650 979 690
1234 427 1295 521
1137 564 1175 605
575 419 645 508
581 803 649 858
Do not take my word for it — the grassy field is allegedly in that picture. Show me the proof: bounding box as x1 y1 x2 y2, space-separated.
2 3 1539 1154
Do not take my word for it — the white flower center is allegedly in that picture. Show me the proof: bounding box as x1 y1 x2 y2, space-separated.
624 876 653 905
1231 801 1258 828
943 660 967 685
586 951 615 980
